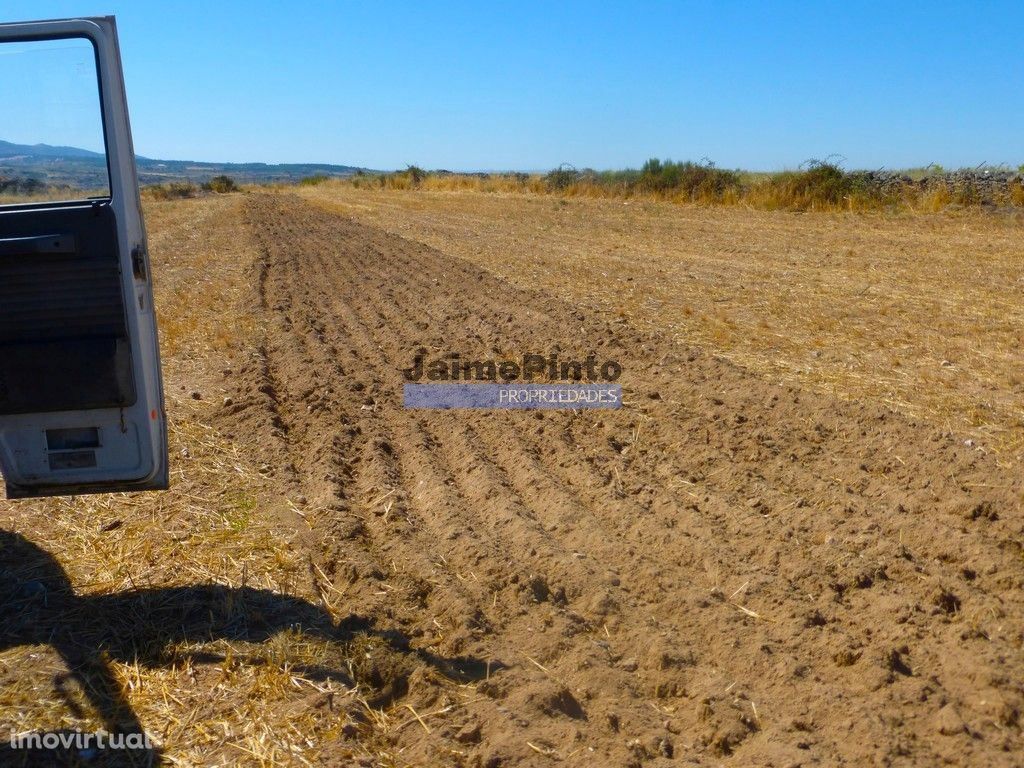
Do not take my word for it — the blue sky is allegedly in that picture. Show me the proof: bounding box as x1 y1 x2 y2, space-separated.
4 1 1022 171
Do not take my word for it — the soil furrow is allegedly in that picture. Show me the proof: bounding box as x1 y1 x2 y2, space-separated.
212 193 1024 767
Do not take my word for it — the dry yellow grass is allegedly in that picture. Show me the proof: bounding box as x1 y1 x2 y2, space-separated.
298 182 1024 464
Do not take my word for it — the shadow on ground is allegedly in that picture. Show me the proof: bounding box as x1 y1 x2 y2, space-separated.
0 530 490 767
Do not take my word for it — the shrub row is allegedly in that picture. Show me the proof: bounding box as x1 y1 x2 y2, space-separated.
352 160 1024 211
142 175 239 200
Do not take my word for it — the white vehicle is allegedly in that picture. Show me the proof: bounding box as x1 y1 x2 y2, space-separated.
0 17 168 497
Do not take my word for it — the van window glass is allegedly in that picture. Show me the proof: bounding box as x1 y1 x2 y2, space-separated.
0 36 109 206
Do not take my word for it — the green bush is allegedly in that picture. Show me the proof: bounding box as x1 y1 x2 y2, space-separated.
202 175 238 193
545 164 581 191
142 181 198 200
0 177 46 195
405 165 426 187
636 158 741 201
759 161 863 209
542 159 740 201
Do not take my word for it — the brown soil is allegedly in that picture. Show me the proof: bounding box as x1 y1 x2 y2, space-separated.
212 194 1024 766
297 185 1024 464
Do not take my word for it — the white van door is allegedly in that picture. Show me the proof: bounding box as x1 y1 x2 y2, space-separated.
0 17 168 497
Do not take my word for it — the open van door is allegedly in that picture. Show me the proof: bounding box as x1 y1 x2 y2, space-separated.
0 17 167 497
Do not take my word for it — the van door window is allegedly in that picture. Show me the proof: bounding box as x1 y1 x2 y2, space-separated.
0 36 110 204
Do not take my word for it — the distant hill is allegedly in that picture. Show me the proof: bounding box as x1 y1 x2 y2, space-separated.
0 140 105 160
0 139 369 188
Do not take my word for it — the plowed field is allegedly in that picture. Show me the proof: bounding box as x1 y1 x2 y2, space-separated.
2 192 1021 767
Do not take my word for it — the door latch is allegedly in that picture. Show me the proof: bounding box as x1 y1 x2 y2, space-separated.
131 244 147 280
